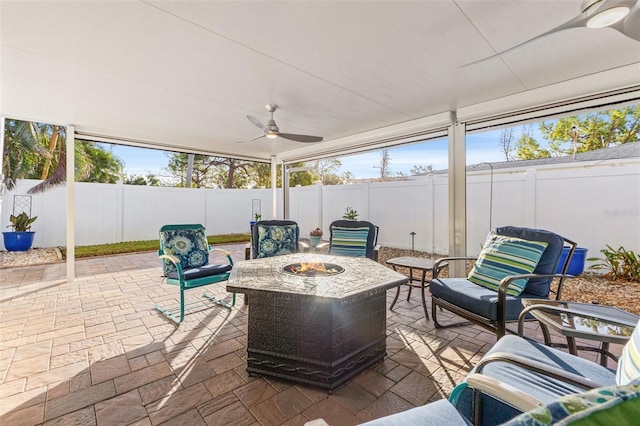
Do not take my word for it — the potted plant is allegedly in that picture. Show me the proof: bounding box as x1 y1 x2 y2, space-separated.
309 228 323 247
342 207 359 220
3 212 37 252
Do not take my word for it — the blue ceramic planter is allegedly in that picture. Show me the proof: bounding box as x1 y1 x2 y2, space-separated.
2 231 35 252
556 246 588 275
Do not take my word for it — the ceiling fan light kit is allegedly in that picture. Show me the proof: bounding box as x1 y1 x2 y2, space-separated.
586 6 630 28
245 104 323 143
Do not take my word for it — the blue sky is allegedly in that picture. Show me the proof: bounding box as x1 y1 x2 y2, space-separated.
105 127 528 180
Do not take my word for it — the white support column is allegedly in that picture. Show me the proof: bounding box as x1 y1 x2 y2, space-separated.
448 117 467 277
271 156 277 219
66 126 76 281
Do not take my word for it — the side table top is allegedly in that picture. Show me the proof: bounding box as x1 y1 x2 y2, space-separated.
522 299 639 342
386 256 436 270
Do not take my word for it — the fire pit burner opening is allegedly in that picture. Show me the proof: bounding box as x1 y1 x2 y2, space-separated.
283 262 345 276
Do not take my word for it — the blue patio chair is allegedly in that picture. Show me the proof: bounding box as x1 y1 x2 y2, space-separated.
157 224 235 323
246 219 302 260
430 226 577 340
326 219 380 261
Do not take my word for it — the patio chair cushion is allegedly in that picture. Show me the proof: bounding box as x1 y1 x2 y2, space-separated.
167 263 232 280
468 234 549 296
255 223 298 258
617 319 640 385
454 335 618 424
329 226 370 257
503 381 640 426
495 226 564 297
159 226 209 275
430 278 541 321
359 399 471 426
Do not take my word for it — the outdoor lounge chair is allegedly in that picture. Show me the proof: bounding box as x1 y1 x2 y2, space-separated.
359 318 640 425
325 219 380 261
430 226 577 340
157 224 235 323
245 219 303 260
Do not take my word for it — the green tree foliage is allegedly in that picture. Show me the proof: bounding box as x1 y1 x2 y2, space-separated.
513 106 640 160
540 106 640 154
410 164 433 175
2 119 123 192
376 150 392 178
123 175 148 185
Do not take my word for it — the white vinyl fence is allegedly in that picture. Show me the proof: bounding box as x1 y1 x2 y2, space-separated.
2 157 639 262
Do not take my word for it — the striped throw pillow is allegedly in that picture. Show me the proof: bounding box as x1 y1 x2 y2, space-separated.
468 234 549 296
617 320 640 385
330 226 370 257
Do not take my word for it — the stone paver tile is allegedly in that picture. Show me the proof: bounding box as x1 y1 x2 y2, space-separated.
201 338 244 362
95 389 147 425
5 353 49 382
295 385 329 404
330 382 377 415
0 378 26 398
145 350 166 365
113 361 173 394
0 385 46 416
203 369 245 397
42 406 96 426
175 356 216 388
202 400 256 426
249 386 313 425
303 397 359 426
207 352 244 374
91 354 131 384
36 325 85 342
428 366 467 396
138 376 182 405
282 414 309 426
87 341 125 363
351 370 395 398
197 391 238 418
12 339 52 362
51 332 88 347
389 349 440 376
70 371 92 392
85 322 116 339
68 337 104 352
161 409 205 426
355 391 414 423
46 380 70 400
44 380 116 421
147 382 213 425
0 402 44 426
128 417 152 426
389 371 439 406
120 332 155 352
233 379 278 408
50 349 88 369
129 355 149 371
384 364 412 383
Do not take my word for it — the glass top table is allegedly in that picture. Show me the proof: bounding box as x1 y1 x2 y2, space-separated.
519 299 639 367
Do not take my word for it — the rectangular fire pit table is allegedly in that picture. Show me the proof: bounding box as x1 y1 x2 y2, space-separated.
226 253 408 390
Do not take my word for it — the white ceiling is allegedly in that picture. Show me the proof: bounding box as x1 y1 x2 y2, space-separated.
1 1 639 163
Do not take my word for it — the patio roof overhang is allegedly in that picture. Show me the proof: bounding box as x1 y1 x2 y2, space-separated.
1 1 640 281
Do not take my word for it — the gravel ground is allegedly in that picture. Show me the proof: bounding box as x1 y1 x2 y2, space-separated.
378 247 640 316
2 246 638 316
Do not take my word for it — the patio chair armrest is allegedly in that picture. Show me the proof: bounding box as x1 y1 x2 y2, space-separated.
474 351 605 390
464 373 544 413
373 245 380 262
298 241 310 251
433 257 476 278
159 254 185 279
210 247 233 265
245 243 251 260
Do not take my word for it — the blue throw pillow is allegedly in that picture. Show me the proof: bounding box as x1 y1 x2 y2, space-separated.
160 228 209 275
329 226 370 257
468 234 548 296
256 224 298 258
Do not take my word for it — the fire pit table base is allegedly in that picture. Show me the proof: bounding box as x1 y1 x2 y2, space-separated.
245 290 387 390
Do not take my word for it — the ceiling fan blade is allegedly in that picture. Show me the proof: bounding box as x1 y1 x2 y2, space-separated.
278 133 323 143
236 134 265 143
621 4 640 41
462 11 590 67
247 115 267 131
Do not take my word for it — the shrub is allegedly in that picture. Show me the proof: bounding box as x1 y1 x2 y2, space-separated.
588 245 640 282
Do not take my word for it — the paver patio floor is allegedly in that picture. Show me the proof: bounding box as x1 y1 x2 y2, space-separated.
0 244 617 425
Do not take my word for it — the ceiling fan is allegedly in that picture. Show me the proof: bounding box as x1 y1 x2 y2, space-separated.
245 104 323 143
467 0 640 65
